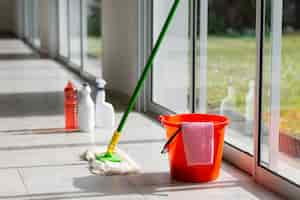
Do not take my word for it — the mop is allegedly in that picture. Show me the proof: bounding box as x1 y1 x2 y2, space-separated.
82 0 181 175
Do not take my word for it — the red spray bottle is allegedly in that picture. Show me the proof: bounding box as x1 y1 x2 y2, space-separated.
64 81 78 130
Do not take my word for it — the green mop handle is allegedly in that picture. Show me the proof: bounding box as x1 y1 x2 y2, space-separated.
106 0 180 154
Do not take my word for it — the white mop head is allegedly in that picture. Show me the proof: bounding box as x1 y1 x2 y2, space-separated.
81 147 140 175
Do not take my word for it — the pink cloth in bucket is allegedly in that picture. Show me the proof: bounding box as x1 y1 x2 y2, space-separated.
182 122 214 166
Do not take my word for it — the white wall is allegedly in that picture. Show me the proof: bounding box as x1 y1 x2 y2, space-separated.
0 0 15 34
102 0 139 97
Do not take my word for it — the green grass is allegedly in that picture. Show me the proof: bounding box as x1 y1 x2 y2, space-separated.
206 36 257 110
206 33 300 134
87 36 102 58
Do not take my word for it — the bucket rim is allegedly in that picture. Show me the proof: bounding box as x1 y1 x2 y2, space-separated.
159 113 230 128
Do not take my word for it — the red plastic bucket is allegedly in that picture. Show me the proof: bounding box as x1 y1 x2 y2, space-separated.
160 113 229 182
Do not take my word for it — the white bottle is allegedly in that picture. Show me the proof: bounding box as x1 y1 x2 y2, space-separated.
245 80 255 121
95 79 115 128
220 86 236 115
78 83 95 132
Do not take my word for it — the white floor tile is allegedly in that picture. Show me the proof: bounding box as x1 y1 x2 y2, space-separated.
0 169 27 198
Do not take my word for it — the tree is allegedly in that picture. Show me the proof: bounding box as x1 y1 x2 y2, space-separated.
88 0 101 36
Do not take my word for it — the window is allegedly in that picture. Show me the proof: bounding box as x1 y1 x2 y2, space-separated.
69 0 82 67
146 0 300 197
23 0 40 49
151 0 256 153
261 0 300 186
152 0 191 113
32 0 40 48
83 0 102 78
58 0 102 77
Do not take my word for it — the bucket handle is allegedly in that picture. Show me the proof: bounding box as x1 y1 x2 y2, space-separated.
161 127 181 154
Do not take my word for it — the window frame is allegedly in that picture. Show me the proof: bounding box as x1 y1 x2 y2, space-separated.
140 0 300 198
146 0 195 114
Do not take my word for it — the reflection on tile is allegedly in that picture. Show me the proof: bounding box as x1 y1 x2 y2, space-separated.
0 59 81 131
21 165 143 200
0 169 27 197
0 39 34 55
0 146 87 169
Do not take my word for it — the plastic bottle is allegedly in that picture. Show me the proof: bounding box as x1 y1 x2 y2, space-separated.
246 80 255 121
78 83 95 132
95 79 115 128
64 81 78 130
220 86 236 116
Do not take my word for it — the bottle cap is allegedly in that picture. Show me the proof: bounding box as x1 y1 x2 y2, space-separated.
96 79 106 89
65 81 76 92
82 82 91 93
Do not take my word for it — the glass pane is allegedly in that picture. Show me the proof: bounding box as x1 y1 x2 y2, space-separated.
83 0 102 77
261 0 300 185
59 0 69 58
197 0 256 154
24 0 30 39
25 0 34 42
69 0 82 67
29 0 34 43
152 0 191 113
32 0 41 48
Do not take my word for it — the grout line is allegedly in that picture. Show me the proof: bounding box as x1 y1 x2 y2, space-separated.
0 139 165 152
0 162 88 170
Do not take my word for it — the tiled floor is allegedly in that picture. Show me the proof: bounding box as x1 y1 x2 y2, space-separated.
0 39 284 200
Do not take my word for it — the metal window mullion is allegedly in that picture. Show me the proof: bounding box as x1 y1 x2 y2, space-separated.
254 0 265 179
31 0 34 43
147 0 154 112
22 0 25 38
198 0 208 113
137 0 151 112
57 0 61 56
67 0 71 60
82 0 89 73
80 0 85 73
268 0 282 170
33 0 37 47
189 0 196 113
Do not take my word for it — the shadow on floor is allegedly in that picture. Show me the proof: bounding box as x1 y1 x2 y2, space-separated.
72 172 245 198
0 181 241 200
0 91 64 117
73 171 276 199
0 169 279 200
